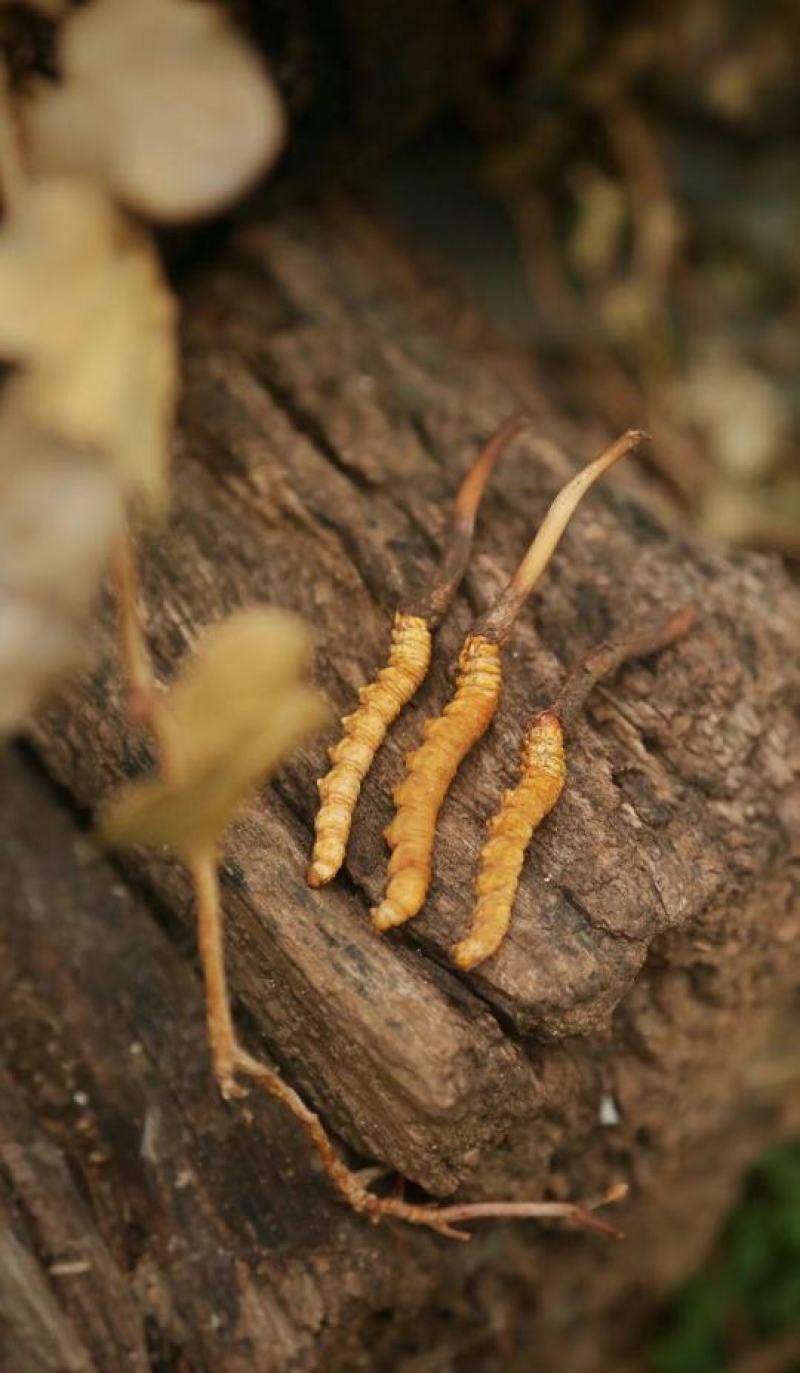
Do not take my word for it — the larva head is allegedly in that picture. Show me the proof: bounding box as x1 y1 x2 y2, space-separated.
477 429 646 644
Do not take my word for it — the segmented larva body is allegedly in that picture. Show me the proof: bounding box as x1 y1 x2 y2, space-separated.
452 711 566 970
307 612 431 887
371 633 502 931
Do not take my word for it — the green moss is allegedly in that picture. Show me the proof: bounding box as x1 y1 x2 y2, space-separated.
652 1142 800 1372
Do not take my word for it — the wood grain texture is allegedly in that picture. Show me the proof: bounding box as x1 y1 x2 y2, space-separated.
0 749 435 1373
4 744 800 1373
26 203 800 1204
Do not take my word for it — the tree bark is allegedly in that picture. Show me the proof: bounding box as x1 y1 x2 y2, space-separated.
4 198 800 1371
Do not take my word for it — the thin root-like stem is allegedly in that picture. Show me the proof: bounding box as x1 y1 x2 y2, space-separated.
218 1038 628 1240
111 530 179 775
189 848 241 1097
478 429 645 642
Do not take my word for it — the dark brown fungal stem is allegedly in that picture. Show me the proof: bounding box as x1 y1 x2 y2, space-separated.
554 605 695 731
408 412 528 626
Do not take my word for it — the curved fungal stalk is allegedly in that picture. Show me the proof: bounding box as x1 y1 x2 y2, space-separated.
371 429 645 933
453 607 694 970
307 413 525 888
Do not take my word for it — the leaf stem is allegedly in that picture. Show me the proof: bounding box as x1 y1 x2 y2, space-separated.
0 60 25 215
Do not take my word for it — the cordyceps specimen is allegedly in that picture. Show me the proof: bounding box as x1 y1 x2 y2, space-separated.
307 413 526 889
107 535 626 1242
372 428 644 933
452 607 695 971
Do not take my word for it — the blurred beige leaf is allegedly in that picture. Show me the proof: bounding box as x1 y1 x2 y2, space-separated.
100 608 330 855
0 178 176 509
25 0 286 222
0 410 122 736
568 168 626 282
684 345 788 481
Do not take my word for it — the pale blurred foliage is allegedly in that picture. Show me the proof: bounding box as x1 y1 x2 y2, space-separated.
100 610 330 857
477 0 799 550
684 346 789 484
0 178 176 508
0 0 290 739
24 0 285 222
0 413 122 733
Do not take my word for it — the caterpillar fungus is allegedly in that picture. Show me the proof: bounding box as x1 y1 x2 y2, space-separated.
307 413 527 889
371 428 645 933
452 606 695 969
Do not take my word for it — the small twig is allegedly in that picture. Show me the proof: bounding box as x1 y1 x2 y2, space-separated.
216 1043 629 1242
111 530 178 774
190 847 240 1097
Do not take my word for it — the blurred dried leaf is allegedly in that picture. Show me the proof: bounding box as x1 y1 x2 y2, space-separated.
0 178 176 509
0 409 122 736
25 0 286 222
568 168 626 282
685 347 788 481
100 608 330 855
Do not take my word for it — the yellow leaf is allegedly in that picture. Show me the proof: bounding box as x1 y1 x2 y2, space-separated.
100 609 331 855
25 0 286 223
0 179 176 510
161 607 317 770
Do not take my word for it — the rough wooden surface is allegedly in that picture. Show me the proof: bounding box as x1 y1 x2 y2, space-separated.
4 744 800 1373
0 749 429 1373
8 199 800 1370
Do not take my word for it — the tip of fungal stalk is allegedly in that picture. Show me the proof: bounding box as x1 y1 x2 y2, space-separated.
307 860 336 888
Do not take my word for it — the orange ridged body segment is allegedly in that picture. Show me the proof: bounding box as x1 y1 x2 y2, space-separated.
308 612 431 887
452 711 566 970
371 633 502 930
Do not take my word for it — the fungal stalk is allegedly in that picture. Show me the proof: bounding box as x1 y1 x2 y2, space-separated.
372 429 644 932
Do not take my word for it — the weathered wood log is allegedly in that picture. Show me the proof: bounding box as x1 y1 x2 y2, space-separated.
7 200 800 1369
0 748 429 1373
3 744 798 1373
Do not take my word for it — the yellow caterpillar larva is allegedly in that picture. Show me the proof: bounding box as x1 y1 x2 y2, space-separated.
452 711 566 970
308 611 431 887
371 633 502 930
308 414 526 888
